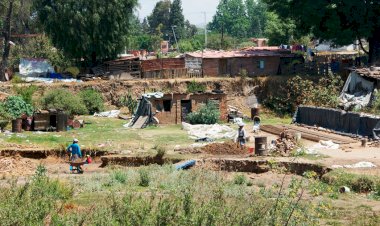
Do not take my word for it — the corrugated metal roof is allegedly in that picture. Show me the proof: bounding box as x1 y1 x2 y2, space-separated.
185 49 296 59
351 67 380 80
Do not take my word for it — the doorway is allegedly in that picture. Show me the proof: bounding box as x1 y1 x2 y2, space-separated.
181 100 192 122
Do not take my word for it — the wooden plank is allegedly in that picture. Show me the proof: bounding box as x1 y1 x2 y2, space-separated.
132 116 148 129
261 124 355 144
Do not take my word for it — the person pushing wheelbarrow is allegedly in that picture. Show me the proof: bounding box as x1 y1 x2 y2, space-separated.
67 138 91 174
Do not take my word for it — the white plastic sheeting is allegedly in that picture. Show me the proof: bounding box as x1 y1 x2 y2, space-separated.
94 110 120 118
142 92 164 99
19 58 54 76
182 122 237 140
332 161 377 169
339 72 374 110
23 77 81 83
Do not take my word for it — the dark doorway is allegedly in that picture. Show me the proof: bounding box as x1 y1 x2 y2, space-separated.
181 100 192 122
49 114 57 128
219 59 228 75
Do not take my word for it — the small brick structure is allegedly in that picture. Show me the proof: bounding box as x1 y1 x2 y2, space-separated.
149 92 228 124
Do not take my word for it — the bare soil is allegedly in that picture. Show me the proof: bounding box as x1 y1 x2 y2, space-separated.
201 141 249 155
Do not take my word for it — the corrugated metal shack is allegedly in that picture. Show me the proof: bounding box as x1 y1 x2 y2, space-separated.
141 58 187 79
33 109 68 132
185 48 299 77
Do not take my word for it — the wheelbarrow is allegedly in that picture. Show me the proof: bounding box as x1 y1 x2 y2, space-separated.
67 156 92 174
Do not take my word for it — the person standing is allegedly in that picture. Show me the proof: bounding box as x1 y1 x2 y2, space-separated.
236 123 247 149
67 138 82 161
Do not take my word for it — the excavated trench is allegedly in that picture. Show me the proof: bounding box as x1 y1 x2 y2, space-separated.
100 155 331 178
0 149 109 159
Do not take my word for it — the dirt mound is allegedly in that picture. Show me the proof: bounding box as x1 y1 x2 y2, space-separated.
202 142 248 155
0 157 36 175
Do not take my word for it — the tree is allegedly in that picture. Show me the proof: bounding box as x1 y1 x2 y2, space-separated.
1 0 14 81
263 0 380 65
184 20 198 39
209 0 250 39
34 0 138 63
169 0 185 40
264 12 296 45
147 0 171 36
246 0 268 37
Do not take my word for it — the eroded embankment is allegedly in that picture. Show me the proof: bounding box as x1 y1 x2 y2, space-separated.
100 155 331 178
0 149 109 159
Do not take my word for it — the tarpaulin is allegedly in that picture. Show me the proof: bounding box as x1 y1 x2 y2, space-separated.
293 105 380 139
19 58 55 76
339 72 374 110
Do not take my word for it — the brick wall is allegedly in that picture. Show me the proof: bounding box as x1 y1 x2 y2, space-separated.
152 93 227 124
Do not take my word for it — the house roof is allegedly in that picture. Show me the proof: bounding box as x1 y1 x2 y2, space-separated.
185 49 296 59
351 67 380 80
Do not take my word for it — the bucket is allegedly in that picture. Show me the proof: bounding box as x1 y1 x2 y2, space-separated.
248 147 254 153
255 136 267 156
12 118 22 133
295 132 302 142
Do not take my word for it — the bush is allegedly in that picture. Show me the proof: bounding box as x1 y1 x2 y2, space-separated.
187 101 220 124
118 92 138 114
13 85 38 106
233 174 247 185
41 89 88 115
3 96 34 119
187 80 206 93
138 169 150 187
112 170 128 184
79 89 104 114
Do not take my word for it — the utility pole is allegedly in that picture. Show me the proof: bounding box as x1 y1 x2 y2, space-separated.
171 25 180 53
221 0 226 50
202 12 207 49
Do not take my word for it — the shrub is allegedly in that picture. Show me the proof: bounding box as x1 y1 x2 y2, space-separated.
11 75 23 84
41 89 88 115
233 174 247 185
79 88 104 114
138 169 150 187
187 80 206 93
13 84 38 106
112 170 128 184
154 145 166 159
3 96 34 119
186 101 220 124
118 92 138 114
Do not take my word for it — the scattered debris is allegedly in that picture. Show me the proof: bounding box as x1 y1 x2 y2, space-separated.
331 161 377 169
94 110 120 118
182 122 236 140
0 157 36 175
339 186 351 193
270 130 297 156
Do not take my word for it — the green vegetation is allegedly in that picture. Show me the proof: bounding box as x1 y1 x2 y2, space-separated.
0 117 192 151
12 85 38 106
0 165 332 225
41 89 88 116
2 96 34 120
263 74 343 115
186 80 206 93
118 92 138 115
79 89 105 114
322 170 380 194
187 101 220 125
34 0 139 61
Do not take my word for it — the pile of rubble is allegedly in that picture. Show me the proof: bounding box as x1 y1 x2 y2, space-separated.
270 130 298 156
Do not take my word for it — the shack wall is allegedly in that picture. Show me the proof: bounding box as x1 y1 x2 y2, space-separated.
152 93 227 124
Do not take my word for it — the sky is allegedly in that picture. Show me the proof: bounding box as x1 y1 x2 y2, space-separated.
136 0 220 27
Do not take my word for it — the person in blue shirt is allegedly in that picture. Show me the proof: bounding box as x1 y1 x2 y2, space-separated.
67 138 82 162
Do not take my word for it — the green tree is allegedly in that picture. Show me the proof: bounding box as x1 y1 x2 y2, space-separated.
34 0 138 63
169 0 185 40
264 12 296 46
209 0 250 39
263 0 380 64
245 0 268 37
147 0 171 36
